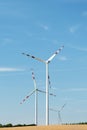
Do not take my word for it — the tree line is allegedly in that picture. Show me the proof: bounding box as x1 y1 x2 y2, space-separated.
0 122 87 127
0 123 36 128
65 122 87 125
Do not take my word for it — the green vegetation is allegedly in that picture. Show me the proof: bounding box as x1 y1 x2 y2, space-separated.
0 123 36 128
0 122 87 128
65 122 87 125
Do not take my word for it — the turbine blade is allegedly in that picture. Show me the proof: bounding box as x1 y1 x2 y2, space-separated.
47 46 64 63
38 89 56 97
49 93 56 97
31 70 37 90
20 89 36 104
58 111 62 123
50 108 58 112
60 103 66 111
22 53 46 63
48 75 51 88
50 108 55 111
38 89 46 93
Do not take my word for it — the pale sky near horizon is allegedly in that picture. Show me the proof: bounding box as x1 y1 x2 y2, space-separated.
0 0 87 125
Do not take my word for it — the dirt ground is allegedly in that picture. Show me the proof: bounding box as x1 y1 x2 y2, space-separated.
0 125 87 130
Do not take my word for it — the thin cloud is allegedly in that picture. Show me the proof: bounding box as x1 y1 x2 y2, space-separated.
0 67 25 72
75 47 87 51
68 44 87 52
69 25 80 33
58 56 67 61
26 32 33 37
40 24 48 30
52 40 64 45
1 38 13 45
76 110 87 113
52 40 58 45
63 88 87 92
52 67 87 72
51 87 87 92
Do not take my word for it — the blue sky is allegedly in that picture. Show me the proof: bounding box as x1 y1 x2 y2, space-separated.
0 0 87 125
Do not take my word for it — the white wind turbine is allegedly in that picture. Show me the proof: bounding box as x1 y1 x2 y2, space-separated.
20 70 56 125
22 46 64 125
50 104 66 124
20 70 38 125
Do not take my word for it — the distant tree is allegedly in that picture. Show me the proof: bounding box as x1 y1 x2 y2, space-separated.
0 124 2 127
4 123 13 127
27 124 36 126
14 124 23 127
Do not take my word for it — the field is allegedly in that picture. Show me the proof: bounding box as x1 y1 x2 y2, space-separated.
0 125 87 130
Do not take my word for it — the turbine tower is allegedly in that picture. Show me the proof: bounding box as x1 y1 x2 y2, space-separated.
22 46 64 125
50 104 66 124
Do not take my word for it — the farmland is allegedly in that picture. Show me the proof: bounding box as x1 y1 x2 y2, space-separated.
0 125 87 130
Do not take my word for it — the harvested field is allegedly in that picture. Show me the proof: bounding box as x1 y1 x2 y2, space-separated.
0 125 87 130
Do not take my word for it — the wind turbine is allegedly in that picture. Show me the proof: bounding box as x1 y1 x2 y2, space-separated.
50 103 66 124
20 70 56 125
20 70 38 125
22 46 64 125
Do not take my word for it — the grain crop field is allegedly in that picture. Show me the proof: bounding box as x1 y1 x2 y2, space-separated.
0 125 87 130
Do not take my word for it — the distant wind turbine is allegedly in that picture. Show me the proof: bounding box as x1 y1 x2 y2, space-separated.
22 46 64 125
50 103 66 124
